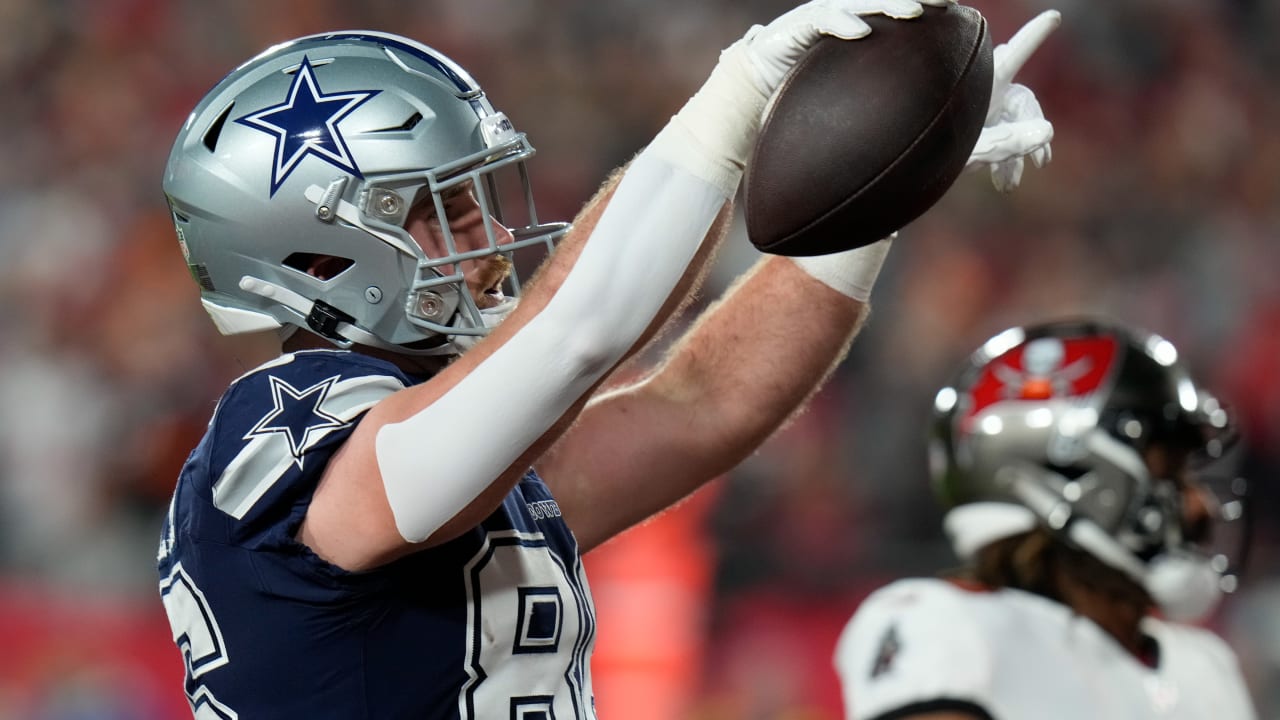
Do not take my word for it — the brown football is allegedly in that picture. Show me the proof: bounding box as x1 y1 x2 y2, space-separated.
744 4 993 256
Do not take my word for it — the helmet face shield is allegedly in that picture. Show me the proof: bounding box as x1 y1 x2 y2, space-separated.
164 31 566 353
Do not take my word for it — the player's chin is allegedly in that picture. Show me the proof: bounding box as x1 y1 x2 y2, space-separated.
472 289 506 310
466 257 512 304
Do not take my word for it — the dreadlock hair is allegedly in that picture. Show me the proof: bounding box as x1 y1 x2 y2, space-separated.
954 527 1154 613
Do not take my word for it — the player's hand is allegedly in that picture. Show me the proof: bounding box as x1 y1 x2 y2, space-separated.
735 0 957 99
967 9 1061 192
657 0 955 190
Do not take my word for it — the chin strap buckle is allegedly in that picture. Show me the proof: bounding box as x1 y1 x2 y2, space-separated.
307 300 355 341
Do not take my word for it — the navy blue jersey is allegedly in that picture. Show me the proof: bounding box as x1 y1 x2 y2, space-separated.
157 350 596 719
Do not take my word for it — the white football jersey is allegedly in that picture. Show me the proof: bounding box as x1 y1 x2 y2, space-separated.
835 578 1255 720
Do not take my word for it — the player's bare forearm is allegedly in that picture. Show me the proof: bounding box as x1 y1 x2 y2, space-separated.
649 256 866 454
543 254 868 552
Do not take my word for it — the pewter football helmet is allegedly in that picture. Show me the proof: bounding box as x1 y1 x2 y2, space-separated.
930 318 1248 619
164 31 567 353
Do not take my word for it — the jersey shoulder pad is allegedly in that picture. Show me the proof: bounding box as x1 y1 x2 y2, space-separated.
204 350 408 522
835 578 996 719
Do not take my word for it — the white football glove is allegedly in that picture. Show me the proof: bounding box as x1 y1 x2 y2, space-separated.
654 0 954 194
738 0 956 98
967 9 1061 192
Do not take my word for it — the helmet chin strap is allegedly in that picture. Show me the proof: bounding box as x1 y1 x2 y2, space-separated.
446 298 518 353
1009 470 1224 622
1144 552 1224 622
239 276 456 357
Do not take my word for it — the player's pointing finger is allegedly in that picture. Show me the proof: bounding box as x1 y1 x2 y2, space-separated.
993 10 1061 90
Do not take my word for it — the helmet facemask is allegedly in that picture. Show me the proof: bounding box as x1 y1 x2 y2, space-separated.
326 124 568 354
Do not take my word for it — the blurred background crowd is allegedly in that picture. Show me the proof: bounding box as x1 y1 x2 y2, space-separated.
0 0 1276 718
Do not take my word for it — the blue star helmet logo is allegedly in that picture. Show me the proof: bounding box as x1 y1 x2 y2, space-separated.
245 375 349 467
235 56 379 197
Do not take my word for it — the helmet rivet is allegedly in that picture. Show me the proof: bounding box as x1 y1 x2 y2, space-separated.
316 176 348 223
416 291 446 319
1141 508 1163 532
365 286 383 304
374 190 403 217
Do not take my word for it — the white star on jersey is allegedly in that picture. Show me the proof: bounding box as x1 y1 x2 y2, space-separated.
244 375 347 464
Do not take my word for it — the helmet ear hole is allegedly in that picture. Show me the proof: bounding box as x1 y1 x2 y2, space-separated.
284 253 355 281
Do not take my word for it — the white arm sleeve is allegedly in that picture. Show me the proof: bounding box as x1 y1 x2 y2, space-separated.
375 144 730 543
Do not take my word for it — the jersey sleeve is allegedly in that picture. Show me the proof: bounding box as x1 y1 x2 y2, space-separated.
1174 624 1259 720
834 578 996 720
198 350 408 549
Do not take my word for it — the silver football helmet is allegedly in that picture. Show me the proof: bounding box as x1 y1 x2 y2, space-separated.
929 318 1248 620
164 31 567 354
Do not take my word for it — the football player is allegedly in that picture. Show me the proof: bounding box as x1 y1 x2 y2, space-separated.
835 318 1256 719
155 2 1056 717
